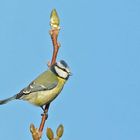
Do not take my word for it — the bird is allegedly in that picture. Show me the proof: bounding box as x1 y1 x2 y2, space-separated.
0 60 71 110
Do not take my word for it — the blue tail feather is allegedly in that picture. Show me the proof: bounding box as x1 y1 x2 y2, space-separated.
0 95 16 105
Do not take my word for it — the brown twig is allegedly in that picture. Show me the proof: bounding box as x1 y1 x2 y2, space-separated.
38 104 50 133
30 9 60 140
50 29 60 65
38 9 60 134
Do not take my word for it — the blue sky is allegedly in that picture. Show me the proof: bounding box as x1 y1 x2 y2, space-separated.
0 0 140 140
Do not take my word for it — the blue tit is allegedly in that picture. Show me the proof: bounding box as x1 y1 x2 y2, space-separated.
0 60 71 109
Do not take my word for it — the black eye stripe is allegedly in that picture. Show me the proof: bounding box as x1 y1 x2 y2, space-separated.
56 65 68 73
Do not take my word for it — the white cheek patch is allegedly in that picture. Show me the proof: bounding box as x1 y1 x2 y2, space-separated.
55 66 68 79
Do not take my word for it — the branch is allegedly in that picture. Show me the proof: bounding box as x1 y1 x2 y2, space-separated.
30 9 60 140
49 8 60 66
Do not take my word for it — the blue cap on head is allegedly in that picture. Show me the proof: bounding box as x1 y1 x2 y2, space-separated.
60 60 68 68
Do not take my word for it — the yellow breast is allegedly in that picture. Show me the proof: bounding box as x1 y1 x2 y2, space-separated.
27 77 66 106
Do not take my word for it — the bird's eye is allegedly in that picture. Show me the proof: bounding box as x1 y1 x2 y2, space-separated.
62 68 67 72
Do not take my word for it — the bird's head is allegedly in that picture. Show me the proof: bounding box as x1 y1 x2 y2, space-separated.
51 60 71 80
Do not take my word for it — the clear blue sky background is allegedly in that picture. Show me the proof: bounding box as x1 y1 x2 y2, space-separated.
0 0 140 140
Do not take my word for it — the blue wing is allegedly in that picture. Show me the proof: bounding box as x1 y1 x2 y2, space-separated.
16 70 58 99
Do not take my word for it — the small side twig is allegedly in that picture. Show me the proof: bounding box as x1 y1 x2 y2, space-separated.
30 9 60 140
46 124 64 140
30 124 41 140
